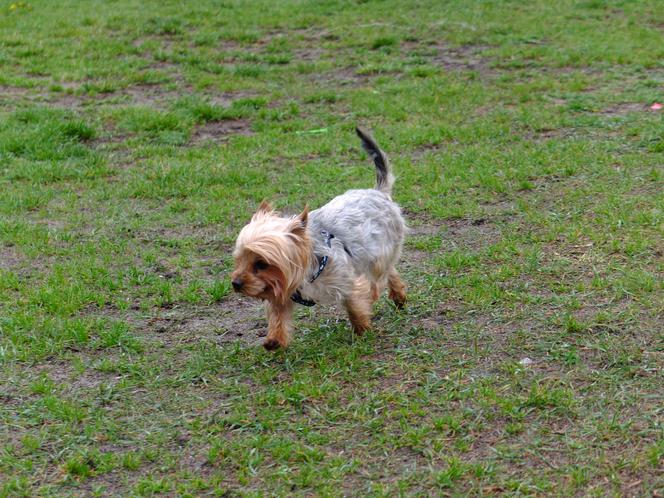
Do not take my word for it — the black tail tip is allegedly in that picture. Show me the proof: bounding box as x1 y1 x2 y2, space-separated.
355 127 378 153
355 126 369 141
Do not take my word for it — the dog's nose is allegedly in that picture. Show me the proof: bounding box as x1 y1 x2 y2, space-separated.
231 279 243 291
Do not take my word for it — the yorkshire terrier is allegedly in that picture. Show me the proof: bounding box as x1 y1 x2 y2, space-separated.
231 128 406 350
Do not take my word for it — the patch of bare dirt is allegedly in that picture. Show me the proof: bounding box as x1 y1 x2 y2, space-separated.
109 84 181 108
599 102 649 116
293 47 325 62
47 92 90 109
215 39 247 52
408 142 449 160
31 360 119 394
0 85 31 100
309 66 375 87
531 127 578 141
190 119 253 145
432 46 491 73
142 298 358 350
207 91 258 107
292 26 339 43
2 69 263 114
403 41 494 74
0 85 87 109
1 81 162 110
0 244 22 270
526 121 625 143
92 131 133 150
94 297 268 348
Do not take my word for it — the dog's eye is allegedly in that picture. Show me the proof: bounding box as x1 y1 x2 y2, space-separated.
254 260 269 271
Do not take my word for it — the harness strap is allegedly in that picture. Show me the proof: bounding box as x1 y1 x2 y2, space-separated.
291 289 316 307
290 230 334 306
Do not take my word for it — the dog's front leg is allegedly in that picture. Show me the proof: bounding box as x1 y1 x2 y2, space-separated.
264 300 293 350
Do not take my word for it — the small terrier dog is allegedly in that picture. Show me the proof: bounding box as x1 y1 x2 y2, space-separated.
231 128 406 350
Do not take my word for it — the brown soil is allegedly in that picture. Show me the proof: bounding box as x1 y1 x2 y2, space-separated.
0 244 22 271
190 119 253 145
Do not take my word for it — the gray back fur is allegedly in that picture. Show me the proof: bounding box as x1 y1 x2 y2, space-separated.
299 188 405 304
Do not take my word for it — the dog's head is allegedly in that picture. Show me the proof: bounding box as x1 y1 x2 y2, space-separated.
231 201 310 304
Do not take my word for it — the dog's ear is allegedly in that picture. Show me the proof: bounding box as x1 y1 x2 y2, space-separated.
299 205 309 227
252 199 273 220
256 199 272 214
291 205 308 235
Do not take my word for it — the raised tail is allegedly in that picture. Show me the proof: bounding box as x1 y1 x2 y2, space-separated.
356 127 394 195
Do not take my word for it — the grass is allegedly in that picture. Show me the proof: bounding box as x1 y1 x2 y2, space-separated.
0 0 663 495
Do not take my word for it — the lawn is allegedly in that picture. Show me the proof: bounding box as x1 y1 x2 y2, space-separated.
0 0 662 496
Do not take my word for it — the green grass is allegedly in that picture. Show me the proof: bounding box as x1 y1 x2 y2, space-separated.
1 0 663 496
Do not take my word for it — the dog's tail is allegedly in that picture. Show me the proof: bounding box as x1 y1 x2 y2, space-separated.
356 127 394 195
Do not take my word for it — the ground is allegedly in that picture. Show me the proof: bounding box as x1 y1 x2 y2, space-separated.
0 0 663 496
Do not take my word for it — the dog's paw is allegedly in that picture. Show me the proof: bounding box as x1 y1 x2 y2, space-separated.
352 324 371 336
389 292 406 310
263 338 283 351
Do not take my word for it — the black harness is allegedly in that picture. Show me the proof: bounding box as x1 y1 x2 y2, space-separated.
290 230 334 307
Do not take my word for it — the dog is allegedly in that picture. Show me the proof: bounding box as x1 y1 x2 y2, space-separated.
231 128 406 350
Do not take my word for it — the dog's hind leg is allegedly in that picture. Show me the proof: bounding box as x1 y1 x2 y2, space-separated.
387 270 406 309
345 277 373 335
